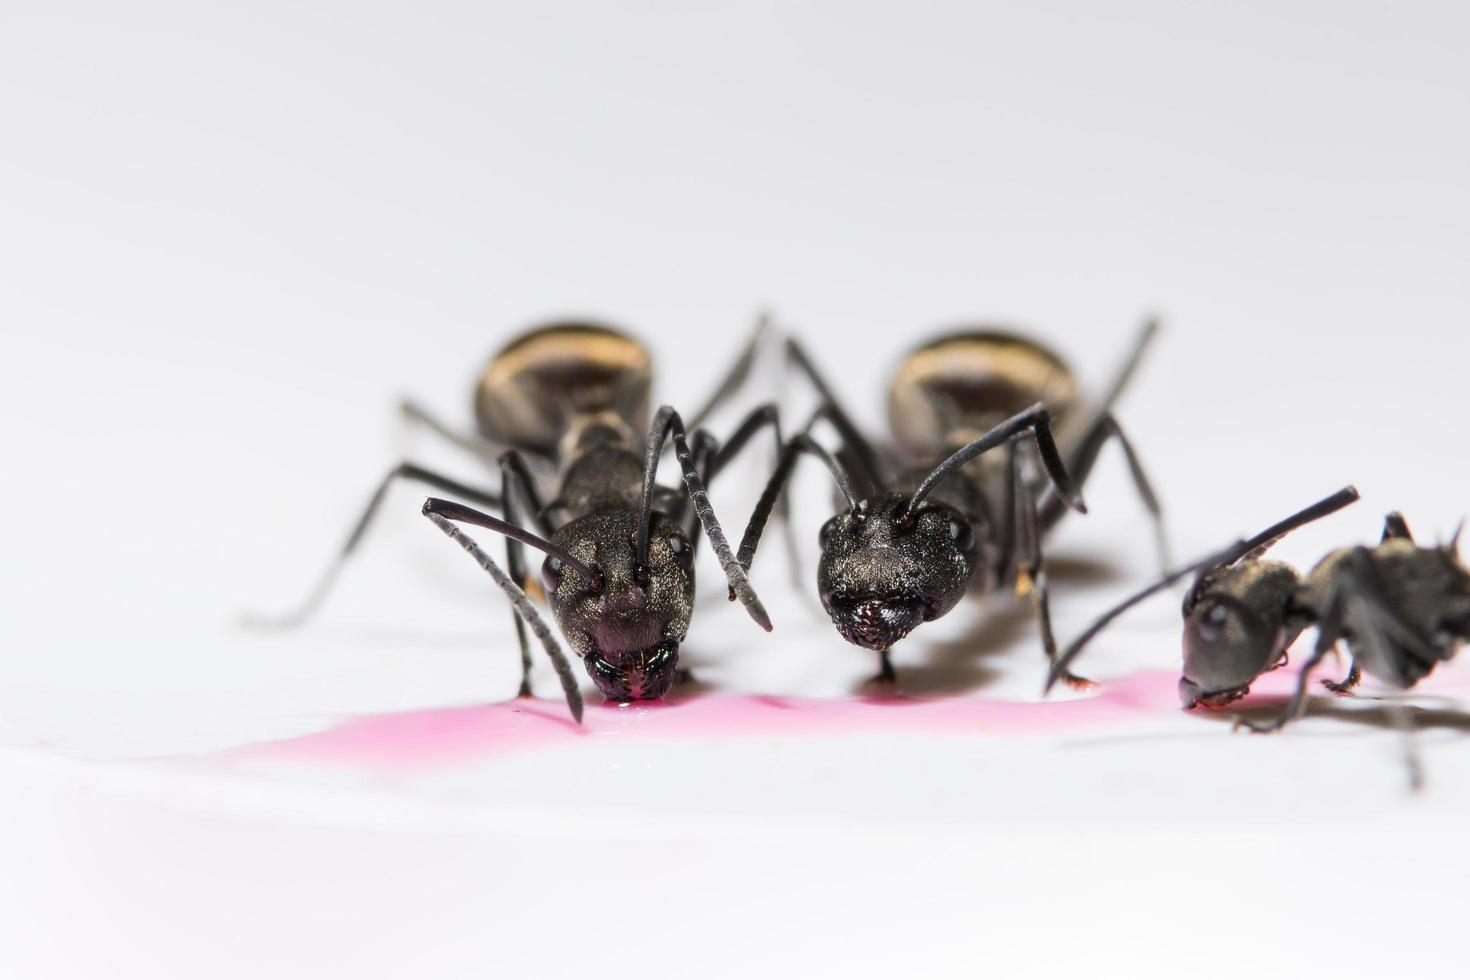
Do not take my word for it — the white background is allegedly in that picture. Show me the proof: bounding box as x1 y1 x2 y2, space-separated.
3 2 1470 977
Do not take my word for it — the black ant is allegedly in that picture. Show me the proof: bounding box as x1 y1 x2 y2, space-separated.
1046 485 1470 732
251 320 780 721
736 320 1168 689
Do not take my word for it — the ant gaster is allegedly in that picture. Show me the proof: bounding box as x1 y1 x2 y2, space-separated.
738 321 1168 688
1047 485 1470 732
253 321 779 720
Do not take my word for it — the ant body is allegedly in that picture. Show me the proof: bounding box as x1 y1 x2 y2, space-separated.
1046 486 1470 732
254 321 779 720
737 321 1167 688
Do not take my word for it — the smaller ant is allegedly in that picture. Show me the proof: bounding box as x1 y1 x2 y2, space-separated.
1046 486 1470 732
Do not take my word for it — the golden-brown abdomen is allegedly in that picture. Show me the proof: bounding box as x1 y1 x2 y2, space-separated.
887 329 1079 459
474 322 653 459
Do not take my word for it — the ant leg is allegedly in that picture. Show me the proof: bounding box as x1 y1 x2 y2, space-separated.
1385 703 1426 793
998 435 1022 579
856 648 899 693
1097 316 1161 415
247 463 503 629
1235 590 1346 733
706 403 784 483
398 399 515 465
784 336 887 494
685 313 773 431
731 402 866 611
1322 662 1362 695
1012 442 1095 690
873 648 898 687
699 403 797 579
1046 489 1361 695
736 432 857 576
498 450 554 699
1332 547 1443 684
498 450 552 536
1044 543 1243 694
667 312 784 520
1038 412 1169 571
1382 513 1414 542
1235 547 1413 733
1031 315 1158 529
422 501 583 723
640 406 771 631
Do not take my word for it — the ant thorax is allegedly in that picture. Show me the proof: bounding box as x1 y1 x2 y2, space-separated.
1299 541 1470 688
556 445 646 516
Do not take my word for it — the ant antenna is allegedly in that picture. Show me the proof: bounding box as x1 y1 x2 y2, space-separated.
685 312 772 432
903 404 1085 521
1044 485 1361 694
637 405 771 631
423 498 603 590
1043 545 1241 694
736 432 859 578
1095 316 1160 416
1184 485 1360 608
422 503 585 723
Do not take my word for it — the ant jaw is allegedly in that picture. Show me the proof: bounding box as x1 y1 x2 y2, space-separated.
827 595 926 651
585 641 681 702
1179 676 1251 710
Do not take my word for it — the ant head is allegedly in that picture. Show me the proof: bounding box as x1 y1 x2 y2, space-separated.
1178 562 1298 708
815 494 979 651
544 508 695 702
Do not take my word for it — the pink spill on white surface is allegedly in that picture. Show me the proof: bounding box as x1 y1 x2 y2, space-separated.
215 668 1326 774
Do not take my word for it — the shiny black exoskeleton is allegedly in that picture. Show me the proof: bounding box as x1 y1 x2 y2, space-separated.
254 321 776 719
738 321 1167 688
1048 486 1470 732
817 494 979 652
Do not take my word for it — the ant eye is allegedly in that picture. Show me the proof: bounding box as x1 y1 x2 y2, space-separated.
949 519 975 553
667 535 693 569
541 556 564 594
1196 602 1229 641
819 516 840 550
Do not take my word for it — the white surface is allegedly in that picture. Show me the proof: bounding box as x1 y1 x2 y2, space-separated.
3 2 1470 977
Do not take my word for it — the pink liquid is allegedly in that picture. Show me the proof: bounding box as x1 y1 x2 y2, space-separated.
217 668 1318 775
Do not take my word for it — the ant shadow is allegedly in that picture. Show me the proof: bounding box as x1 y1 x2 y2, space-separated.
669 666 720 698
896 549 1130 697
1193 689 1470 792
1209 692 1470 735
1039 553 1129 589
896 602 1027 695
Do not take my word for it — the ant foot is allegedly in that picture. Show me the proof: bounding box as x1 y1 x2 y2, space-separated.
1060 671 1098 692
859 673 900 697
